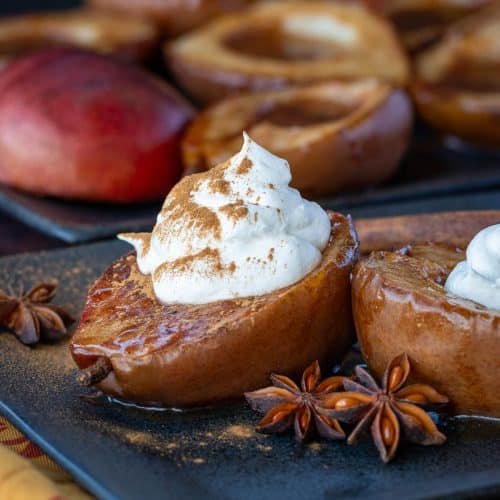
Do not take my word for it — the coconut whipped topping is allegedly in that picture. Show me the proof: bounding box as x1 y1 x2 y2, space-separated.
445 224 500 310
119 133 331 305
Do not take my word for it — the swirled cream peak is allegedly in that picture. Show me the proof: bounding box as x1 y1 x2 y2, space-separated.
445 224 500 310
119 133 331 305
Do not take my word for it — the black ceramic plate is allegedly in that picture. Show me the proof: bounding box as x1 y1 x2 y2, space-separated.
1 131 500 243
0 240 500 500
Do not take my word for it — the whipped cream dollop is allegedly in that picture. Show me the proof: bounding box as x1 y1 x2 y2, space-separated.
445 224 500 310
119 133 331 305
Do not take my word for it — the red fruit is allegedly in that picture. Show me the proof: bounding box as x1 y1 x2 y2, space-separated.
0 48 194 202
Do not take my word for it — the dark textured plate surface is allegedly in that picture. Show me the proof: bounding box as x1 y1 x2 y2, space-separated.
0 241 500 500
1 130 500 243
0 186 160 243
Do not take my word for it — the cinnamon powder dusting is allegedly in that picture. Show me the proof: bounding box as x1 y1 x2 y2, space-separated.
208 178 230 195
160 173 221 241
236 158 253 175
224 425 255 439
220 201 249 222
155 248 237 279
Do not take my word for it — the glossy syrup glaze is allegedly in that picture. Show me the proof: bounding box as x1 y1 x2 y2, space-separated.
73 252 272 362
353 243 500 417
71 212 354 362
70 211 359 407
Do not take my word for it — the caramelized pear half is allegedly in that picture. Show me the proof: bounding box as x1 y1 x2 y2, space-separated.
375 0 491 51
413 3 500 146
166 1 409 103
182 80 412 197
71 212 359 408
352 242 500 417
0 9 158 69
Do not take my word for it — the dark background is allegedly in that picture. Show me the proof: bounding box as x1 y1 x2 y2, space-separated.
0 0 80 15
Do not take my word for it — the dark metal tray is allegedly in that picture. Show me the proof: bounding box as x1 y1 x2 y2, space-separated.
0 241 499 500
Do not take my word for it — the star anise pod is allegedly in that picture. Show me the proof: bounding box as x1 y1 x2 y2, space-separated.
0 282 74 345
319 353 449 463
244 361 346 442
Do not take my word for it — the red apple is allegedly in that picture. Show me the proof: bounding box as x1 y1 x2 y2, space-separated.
0 48 194 202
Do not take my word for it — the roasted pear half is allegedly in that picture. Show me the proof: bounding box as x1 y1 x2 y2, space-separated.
352 242 500 417
0 9 158 69
375 0 491 51
165 1 409 103
71 212 359 408
182 80 412 197
413 3 500 147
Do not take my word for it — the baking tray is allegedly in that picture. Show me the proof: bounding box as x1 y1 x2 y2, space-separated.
1 129 500 243
0 239 499 500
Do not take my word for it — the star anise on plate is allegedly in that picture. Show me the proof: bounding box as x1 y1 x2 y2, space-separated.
319 353 449 463
244 360 347 442
0 281 74 345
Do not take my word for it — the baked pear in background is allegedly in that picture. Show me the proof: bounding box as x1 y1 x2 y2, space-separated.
412 3 500 147
166 1 409 103
182 79 412 197
0 9 159 70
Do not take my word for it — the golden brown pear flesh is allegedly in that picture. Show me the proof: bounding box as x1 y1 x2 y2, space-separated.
165 1 409 103
71 212 359 408
352 243 500 417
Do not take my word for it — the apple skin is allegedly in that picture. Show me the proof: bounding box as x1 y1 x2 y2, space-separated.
0 48 195 202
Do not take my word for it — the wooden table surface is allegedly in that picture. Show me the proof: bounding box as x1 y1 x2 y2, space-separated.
1 211 68 257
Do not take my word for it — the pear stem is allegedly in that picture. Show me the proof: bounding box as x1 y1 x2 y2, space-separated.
77 357 112 386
